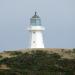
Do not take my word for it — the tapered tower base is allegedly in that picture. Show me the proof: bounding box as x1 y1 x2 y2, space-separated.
28 26 44 48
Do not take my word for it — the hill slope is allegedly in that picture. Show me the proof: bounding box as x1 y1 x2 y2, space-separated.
0 48 75 75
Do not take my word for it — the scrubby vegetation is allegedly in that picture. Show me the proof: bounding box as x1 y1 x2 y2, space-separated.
9 51 23 56
0 55 2 58
73 48 75 53
0 50 75 75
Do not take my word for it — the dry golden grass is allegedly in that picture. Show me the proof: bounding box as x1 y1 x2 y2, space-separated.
0 48 75 59
0 64 10 69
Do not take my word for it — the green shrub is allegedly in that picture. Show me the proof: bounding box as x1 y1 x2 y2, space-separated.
10 51 22 56
0 55 2 58
73 48 75 53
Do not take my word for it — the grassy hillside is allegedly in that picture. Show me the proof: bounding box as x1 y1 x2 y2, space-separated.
0 48 75 75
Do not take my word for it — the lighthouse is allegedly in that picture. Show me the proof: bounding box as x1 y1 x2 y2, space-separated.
28 12 45 48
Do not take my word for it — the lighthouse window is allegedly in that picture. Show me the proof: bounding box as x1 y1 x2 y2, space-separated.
33 41 35 43
33 32 35 34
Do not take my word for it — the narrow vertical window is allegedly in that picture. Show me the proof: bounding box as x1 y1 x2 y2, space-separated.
33 32 35 34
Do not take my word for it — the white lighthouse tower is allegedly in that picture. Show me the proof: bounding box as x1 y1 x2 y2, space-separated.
28 12 45 48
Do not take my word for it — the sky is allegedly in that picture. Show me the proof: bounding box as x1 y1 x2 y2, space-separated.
0 0 75 51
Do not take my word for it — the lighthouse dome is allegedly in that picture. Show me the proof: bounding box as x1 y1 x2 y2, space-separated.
30 12 41 26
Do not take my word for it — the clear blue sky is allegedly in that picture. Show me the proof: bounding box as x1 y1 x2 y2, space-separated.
0 0 75 51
